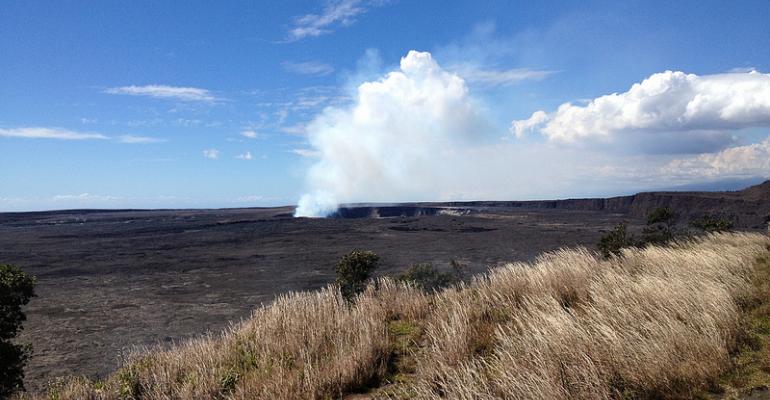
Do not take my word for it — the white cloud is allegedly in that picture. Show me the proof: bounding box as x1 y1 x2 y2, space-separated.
0 127 108 140
202 149 220 159
53 193 120 202
105 85 219 102
287 0 383 41
240 130 265 139
450 64 556 87
512 70 770 152
235 151 253 160
295 50 486 217
290 148 321 158
280 124 307 136
282 61 335 76
511 111 548 138
291 54 770 216
117 134 166 144
662 136 770 179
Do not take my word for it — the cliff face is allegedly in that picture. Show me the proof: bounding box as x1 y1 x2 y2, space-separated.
333 181 770 229
499 181 770 228
484 181 768 228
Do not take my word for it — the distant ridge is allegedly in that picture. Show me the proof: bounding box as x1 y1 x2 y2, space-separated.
334 180 770 229
4 182 768 229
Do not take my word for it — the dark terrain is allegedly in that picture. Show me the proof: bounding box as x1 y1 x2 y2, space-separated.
1 181 768 391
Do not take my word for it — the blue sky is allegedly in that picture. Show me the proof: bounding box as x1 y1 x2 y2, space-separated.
2 1 770 212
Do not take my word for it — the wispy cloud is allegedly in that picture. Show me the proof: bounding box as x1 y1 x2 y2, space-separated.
203 149 220 159
282 61 335 76
286 0 385 41
451 64 556 87
53 193 120 202
117 135 166 144
247 85 349 136
105 84 220 102
281 124 308 136
0 127 108 140
240 129 266 139
0 126 169 144
290 148 321 158
235 151 253 160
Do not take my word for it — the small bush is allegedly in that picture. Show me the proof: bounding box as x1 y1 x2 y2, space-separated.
640 207 678 246
598 223 635 258
398 263 458 292
647 207 677 225
691 214 734 233
641 224 675 246
335 250 380 302
0 264 36 397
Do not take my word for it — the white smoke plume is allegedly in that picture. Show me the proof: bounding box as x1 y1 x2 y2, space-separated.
295 51 486 217
294 54 770 217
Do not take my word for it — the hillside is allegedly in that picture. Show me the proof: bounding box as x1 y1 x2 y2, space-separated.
39 232 770 399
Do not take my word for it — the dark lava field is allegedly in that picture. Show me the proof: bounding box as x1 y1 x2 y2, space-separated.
1 206 634 389
1 181 768 390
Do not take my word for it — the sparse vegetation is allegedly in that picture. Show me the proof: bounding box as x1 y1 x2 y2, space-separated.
398 263 459 291
35 232 770 399
646 206 677 225
598 208 731 258
641 207 677 246
597 222 635 258
691 214 735 233
335 250 380 302
0 264 36 397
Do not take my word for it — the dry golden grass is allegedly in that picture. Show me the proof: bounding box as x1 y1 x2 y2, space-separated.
38 232 770 400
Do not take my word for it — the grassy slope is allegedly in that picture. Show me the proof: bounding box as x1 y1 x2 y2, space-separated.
703 253 770 399
34 232 770 400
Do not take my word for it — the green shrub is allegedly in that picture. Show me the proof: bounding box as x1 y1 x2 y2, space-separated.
640 207 677 246
335 250 380 302
646 207 677 225
598 223 635 259
0 264 36 397
398 263 458 292
691 214 734 233
640 224 675 246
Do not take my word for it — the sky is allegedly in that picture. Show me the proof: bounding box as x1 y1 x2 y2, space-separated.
1 0 770 213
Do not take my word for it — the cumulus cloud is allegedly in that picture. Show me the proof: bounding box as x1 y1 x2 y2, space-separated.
0 127 108 140
202 149 220 159
235 151 253 160
286 0 384 41
282 61 335 76
295 50 486 217
662 136 770 179
105 85 219 102
512 70 770 152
